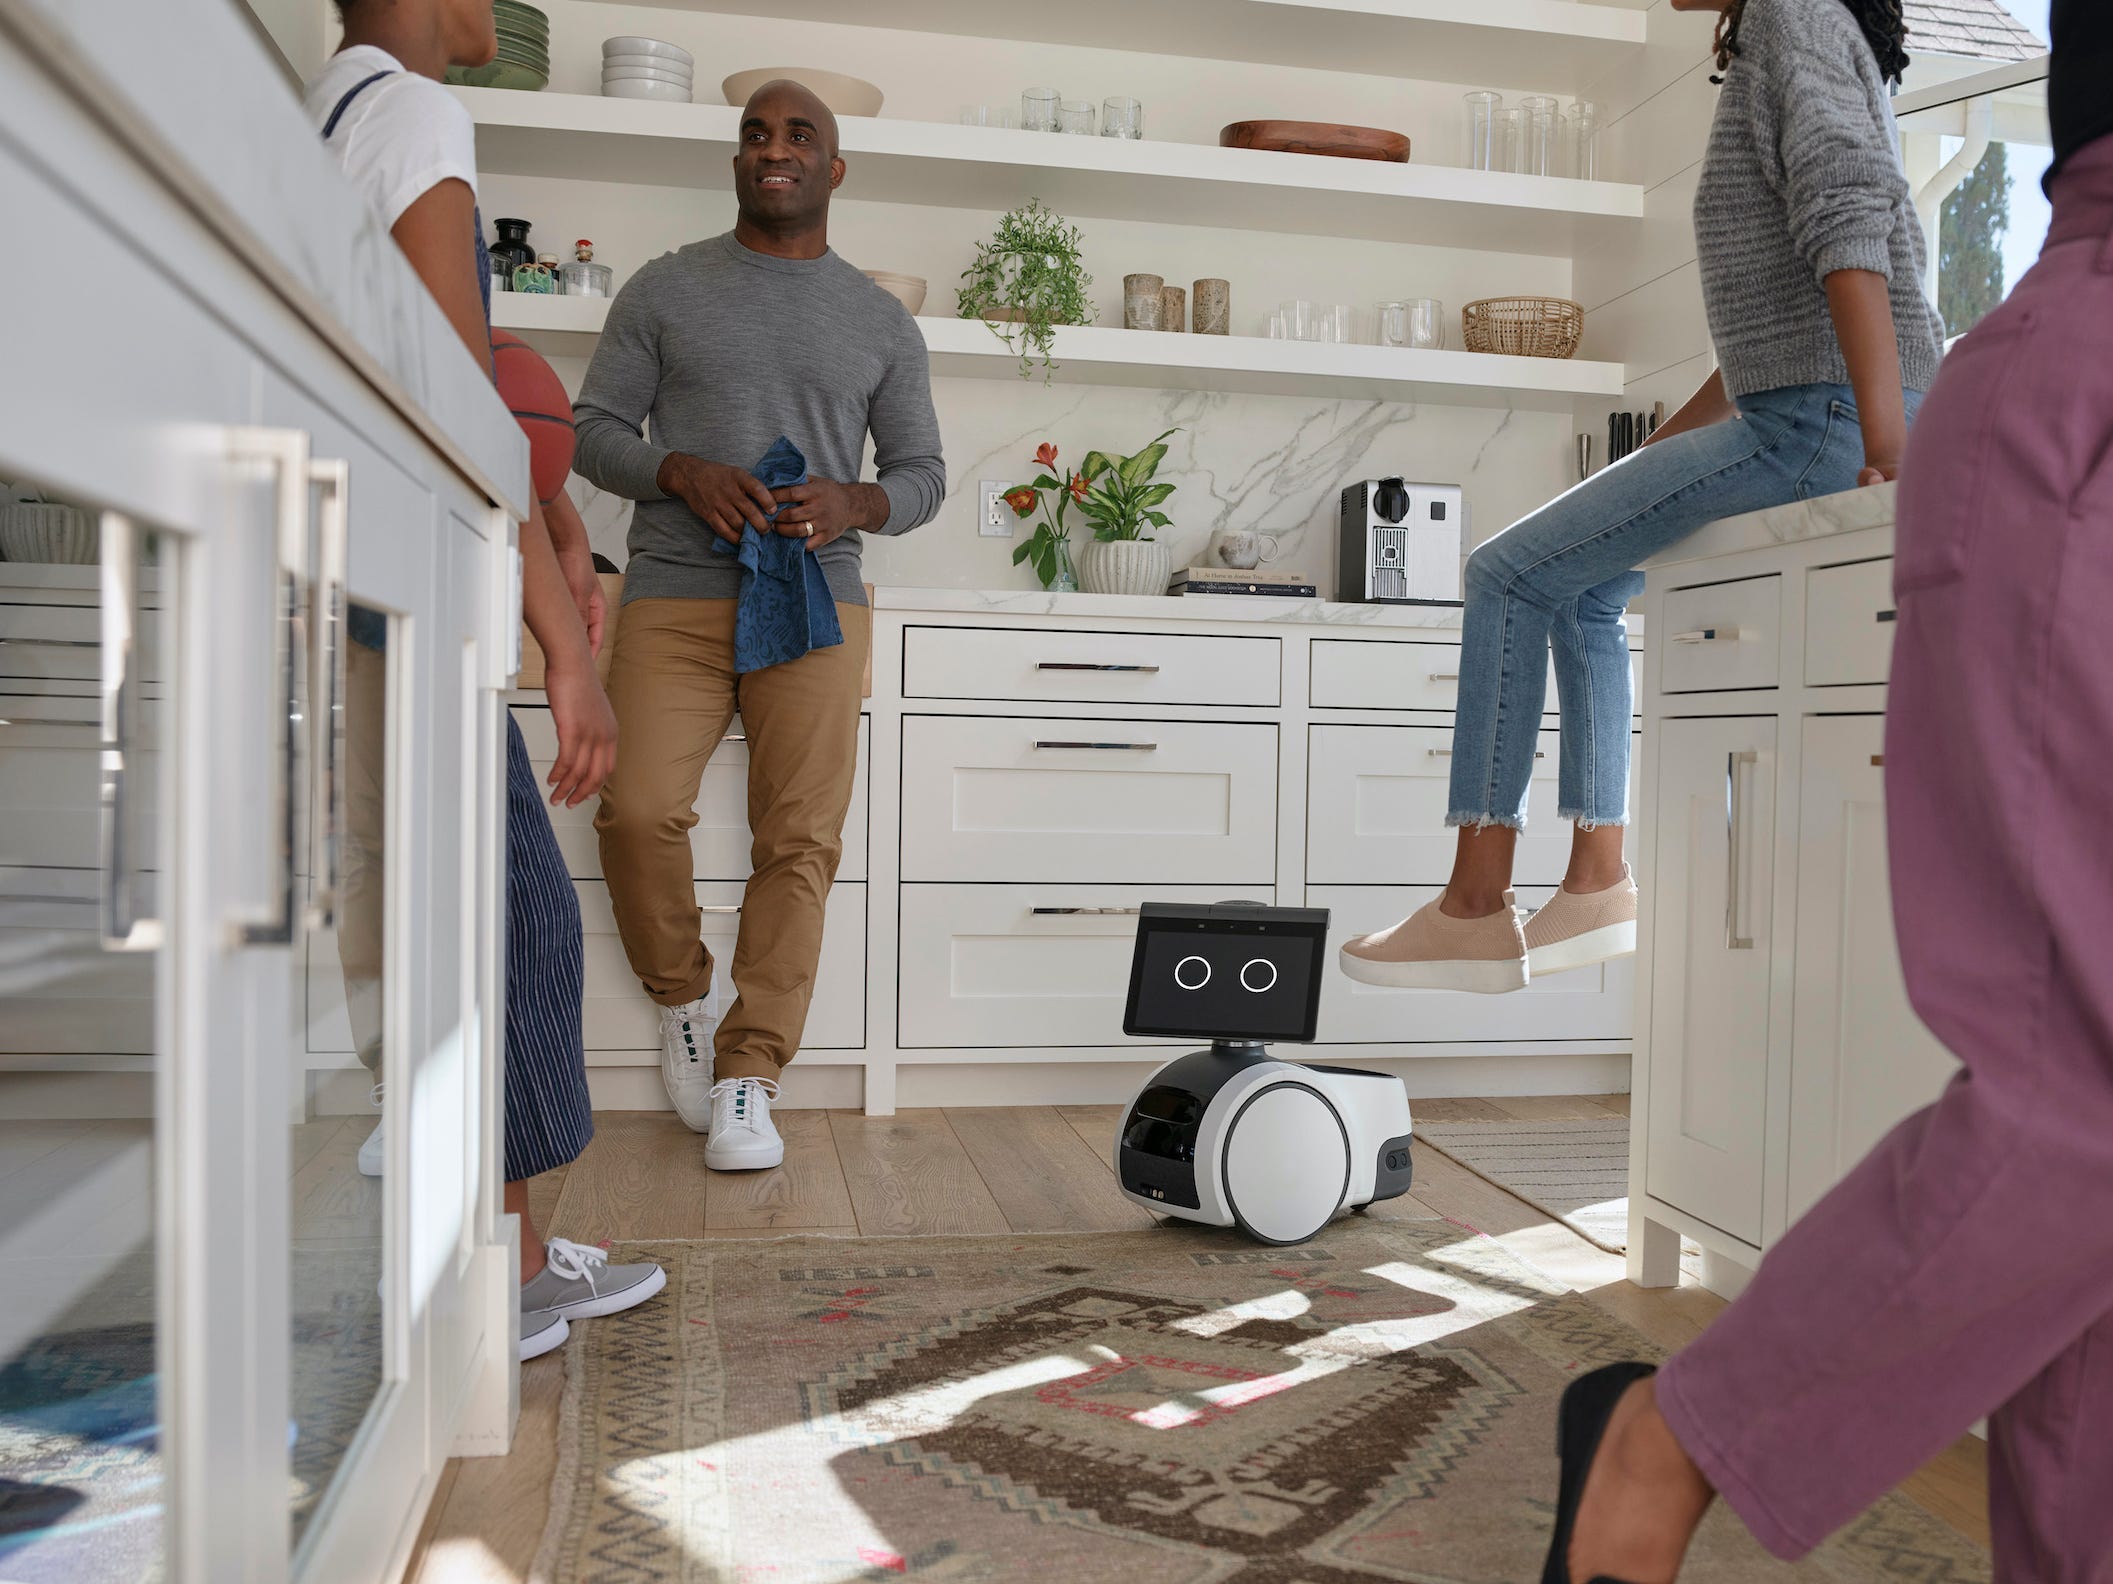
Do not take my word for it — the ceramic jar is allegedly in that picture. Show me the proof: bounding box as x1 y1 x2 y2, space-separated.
1193 278 1230 335
1081 538 1172 596
1123 273 1164 331
1160 285 1187 332
0 503 98 564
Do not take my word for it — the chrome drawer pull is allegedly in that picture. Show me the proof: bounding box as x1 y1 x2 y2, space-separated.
1031 905 1143 916
1427 671 1460 682
1672 626 1740 645
698 905 743 915
0 635 98 649
1034 740 1158 752
1428 748 1544 759
1036 662 1161 674
1725 749 1759 950
1876 609 1896 623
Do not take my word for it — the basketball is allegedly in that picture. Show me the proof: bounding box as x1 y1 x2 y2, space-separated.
491 329 576 505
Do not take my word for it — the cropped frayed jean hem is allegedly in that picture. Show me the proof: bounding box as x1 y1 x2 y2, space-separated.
1445 382 1922 833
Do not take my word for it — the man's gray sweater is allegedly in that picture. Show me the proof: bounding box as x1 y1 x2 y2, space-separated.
1694 0 1944 397
572 232 946 605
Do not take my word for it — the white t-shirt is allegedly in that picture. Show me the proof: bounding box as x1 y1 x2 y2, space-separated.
303 45 478 233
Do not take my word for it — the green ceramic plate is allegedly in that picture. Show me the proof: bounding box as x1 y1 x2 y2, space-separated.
493 6 548 36
493 32 548 59
494 16 548 42
444 56 548 91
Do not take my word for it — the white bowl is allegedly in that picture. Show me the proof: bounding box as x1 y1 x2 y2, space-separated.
603 53 693 77
862 271 928 315
602 35 693 66
602 77 693 102
720 67 884 118
603 63 694 85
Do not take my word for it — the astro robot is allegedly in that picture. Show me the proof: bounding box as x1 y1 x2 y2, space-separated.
1114 901 1416 1244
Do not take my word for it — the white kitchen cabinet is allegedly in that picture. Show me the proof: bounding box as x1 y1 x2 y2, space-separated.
903 624 1281 708
1643 715 1776 1247
1786 715 1957 1222
1308 637 1640 716
1631 507 1959 1293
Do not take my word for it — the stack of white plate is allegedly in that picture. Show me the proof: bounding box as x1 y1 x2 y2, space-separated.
603 36 694 102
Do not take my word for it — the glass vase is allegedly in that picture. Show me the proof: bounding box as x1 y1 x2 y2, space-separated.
1050 536 1079 593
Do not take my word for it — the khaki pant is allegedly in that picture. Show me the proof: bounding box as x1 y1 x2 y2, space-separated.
594 597 868 1083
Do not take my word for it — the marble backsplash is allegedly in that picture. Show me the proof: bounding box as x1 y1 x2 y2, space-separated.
558 362 1575 601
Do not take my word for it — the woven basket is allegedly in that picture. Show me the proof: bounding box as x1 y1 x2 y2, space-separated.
1461 296 1584 359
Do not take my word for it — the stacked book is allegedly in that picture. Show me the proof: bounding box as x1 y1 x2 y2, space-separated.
1168 565 1319 599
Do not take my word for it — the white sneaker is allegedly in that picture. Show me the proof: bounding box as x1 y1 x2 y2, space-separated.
356 1083 385 1177
704 1077 784 1171
658 989 720 1133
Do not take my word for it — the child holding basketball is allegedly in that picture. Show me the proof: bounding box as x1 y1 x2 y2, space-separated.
307 0 663 1360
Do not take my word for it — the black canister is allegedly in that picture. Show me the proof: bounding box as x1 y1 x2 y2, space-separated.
490 218 535 289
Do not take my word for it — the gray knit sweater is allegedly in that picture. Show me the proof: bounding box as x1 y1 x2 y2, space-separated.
572 233 946 606
1693 0 1944 398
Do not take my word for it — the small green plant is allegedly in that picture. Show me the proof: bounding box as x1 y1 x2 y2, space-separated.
1076 428 1179 541
1004 441 1083 588
957 199 1095 380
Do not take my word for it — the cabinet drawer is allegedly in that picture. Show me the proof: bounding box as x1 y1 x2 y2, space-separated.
513 708 870 883
1659 575 1781 693
0 602 163 687
1311 885 1633 1044
898 883 1235 1048
899 715 1277 883
1312 639 1625 716
1803 559 1895 687
1306 724 1638 888
904 625 1279 707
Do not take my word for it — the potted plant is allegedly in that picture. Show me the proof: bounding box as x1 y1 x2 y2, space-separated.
957 199 1095 380
1075 427 1179 596
1003 441 1085 591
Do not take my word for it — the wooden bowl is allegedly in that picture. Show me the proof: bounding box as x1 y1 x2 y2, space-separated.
1220 120 1409 162
721 68 884 118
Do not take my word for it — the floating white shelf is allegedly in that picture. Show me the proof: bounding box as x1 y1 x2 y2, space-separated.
457 88 1642 255
557 0 1647 93
493 292 1622 408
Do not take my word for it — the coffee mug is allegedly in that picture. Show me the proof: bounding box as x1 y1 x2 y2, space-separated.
1216 531 1281 570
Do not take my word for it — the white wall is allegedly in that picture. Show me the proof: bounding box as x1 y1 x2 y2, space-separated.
502 0 1604 596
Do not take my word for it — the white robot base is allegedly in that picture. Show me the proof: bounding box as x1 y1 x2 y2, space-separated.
1115 1041 1416 1245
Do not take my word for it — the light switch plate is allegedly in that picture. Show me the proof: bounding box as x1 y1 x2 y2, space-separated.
978 479 1015 537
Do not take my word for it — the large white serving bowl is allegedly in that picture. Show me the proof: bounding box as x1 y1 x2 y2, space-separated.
602 77 693 102
603 62 694 86
602 54 694 79
721 67 884 118
602 35 694 66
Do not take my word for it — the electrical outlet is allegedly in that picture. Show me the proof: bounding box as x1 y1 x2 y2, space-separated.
978 479 1015 538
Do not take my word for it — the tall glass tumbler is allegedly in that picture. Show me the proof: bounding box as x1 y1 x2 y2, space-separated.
1102 96 1143 139
1564 100 1602 180
1022 87 1060 132
1492 108 1527 174
1282 299 1320 342
1519 95 1559 176
1463 90 1503 171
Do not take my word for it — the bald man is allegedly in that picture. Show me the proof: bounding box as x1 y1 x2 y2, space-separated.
574 81 944 1169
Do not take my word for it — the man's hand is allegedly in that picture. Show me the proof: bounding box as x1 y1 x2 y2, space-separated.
543 654 618 807
770 477 888 551
657 453 779 545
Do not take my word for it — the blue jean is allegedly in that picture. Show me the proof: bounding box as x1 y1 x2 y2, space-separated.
1447 382 1922 830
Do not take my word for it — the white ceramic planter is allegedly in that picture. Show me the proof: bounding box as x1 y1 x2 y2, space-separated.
0 503 98 564
1081 538 1171 597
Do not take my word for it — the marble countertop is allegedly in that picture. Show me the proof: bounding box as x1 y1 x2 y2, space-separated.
1643 482 1898 569
873 585 1473 630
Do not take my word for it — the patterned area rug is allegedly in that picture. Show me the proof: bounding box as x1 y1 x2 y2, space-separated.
1415 1118 1632 1253
530 1223 1987 1584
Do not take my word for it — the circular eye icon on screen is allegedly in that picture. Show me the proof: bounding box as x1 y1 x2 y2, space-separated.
1240 958 1278 993
1174 955 1211 991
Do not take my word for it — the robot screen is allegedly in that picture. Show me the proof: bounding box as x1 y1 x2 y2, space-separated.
1123 903 1329 1043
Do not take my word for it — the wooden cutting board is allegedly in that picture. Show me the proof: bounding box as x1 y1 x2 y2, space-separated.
1220 120 1410 162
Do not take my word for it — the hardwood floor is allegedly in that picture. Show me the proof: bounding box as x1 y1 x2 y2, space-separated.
404 1098 1989 1582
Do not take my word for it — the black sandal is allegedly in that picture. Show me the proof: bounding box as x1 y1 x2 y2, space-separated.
1541 1360 1658 1584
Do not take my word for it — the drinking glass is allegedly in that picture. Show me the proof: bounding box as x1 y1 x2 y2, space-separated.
1323 304 1354 344
960 104 1018 128
1463 90 1503 171
1058 99 1096 135
1102 96 1143 139
1281 298 1320 342
1374 301 1410 348
1518 95 1559 176
1492 108 1526 174
1409 298 1445 350
1021 87 1060 132
1563 100 1602 180
1268 310 1287 340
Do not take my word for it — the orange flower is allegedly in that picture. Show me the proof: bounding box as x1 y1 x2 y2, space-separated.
1005 486 1039 517
1067 473 1089 502
1034 442 1059 468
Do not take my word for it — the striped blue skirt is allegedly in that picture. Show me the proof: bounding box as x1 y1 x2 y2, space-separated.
503 714 595 1181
